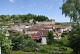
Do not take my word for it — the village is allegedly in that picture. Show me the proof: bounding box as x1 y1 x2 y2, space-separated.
0 14 73 54
2 19 72 45
1 0 80 54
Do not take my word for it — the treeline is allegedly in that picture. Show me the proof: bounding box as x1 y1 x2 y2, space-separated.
55 22 70 26
0 13 49 22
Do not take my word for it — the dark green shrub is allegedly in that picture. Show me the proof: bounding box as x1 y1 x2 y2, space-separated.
22 47 35 52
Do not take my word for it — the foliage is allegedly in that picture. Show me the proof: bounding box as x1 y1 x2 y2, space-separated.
62 0 80 27
0 32 11 54
21 39 38 52
47 31 54 45
33 19 36 24
62 0 80 54
39 45 73 54
68 27 80 54
10 51 46 54
61 31 69 37
25 39 37 47
11 33 38 52
55 22 70 26
0 13 49 23
22 47 35 52
11 35 25 50
0 33 4 46
54 37 68 46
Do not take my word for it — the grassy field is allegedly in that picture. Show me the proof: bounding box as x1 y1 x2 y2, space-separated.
10 51 46 54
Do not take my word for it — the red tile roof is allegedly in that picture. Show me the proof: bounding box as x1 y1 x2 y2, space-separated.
30 33 42 40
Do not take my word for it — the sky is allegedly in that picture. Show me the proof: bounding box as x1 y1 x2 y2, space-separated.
0 0 70 22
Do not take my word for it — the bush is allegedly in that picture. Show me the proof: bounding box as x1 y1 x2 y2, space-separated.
39 45 73 54
49 50 63 54
26 39 38 47
21 39 38 52
22 47 35 52
1 45 11 54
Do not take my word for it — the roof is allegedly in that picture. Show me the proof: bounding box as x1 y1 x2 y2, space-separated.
22 22 33 26
30 33 42 40
39 30 49 36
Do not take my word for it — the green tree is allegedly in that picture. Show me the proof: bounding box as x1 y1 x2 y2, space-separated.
62 0 80 27
61 31 69 37
62 0 80 54
0 18 3 22
0 33 4 46
4 15 11 21
68 27 80 54
33 19 36 24
11 36 24 50
0 32 11 54
47 31 54 45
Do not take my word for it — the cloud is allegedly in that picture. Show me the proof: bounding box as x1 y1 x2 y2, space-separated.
9 0 15 3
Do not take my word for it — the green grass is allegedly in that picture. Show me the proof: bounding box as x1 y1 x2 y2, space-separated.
10 51 24 54
10 51 46 54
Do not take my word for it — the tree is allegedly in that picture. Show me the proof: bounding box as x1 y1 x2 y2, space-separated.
33 19 36 24
0 18 3 22
62 0 80 27
61 31 69 37
62 0 80 54
0 33 4 46
68 27 80 54
47 31 54 45
11 35 24 50
0 14 49 23
0 32 11 54
4 15 11 21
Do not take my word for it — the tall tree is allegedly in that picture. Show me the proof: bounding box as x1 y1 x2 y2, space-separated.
62 0 80 54
68 27 80 54
0 32 11 54
47 31 54 45
62 0 80 27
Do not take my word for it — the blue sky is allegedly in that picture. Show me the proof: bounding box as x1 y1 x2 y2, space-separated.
0 0 70 22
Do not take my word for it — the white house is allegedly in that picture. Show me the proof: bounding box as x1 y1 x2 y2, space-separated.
60 26 72 33
41 37 47 44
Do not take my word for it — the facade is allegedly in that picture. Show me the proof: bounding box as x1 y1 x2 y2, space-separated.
60 26 72 33
41 37 47 44
36 19 55 25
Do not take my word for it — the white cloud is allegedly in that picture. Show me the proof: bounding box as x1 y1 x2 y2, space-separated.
9 0 15 3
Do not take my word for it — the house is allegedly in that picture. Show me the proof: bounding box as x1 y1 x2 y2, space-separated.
7 19 72 44
36 19 55 25
30 33 42 43
60 26 72 33
24 24 49 44
53 25 72 39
